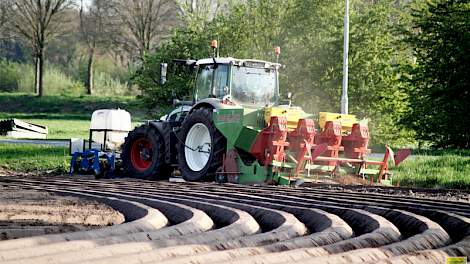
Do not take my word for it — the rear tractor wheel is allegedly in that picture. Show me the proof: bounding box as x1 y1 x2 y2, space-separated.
122 124 171 180
178 108 226 182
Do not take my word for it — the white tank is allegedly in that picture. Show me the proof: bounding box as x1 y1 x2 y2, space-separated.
90 109 132 150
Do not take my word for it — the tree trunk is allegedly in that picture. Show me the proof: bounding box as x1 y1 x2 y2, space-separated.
86 48 94 95
34 57 39 94
138 47 145 62
35 51 44 97
190 0 197 13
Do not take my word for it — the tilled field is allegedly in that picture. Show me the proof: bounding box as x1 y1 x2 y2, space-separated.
0 175 469 264
0 185 124 240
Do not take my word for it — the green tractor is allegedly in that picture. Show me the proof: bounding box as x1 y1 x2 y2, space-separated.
121 45 409 185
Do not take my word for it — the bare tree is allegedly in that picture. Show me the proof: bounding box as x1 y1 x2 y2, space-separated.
176 0 211 16
175 0 232 22
5 0 74 96
117 0 178 61
80 0 119 94
0 0 11 36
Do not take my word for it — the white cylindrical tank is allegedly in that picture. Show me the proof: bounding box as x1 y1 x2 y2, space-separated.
90 109 132 150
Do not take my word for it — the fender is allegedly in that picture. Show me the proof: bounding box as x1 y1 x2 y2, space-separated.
148 120 166 135
191 98 243 113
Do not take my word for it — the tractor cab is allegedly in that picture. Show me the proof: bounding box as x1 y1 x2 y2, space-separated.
191 57 311 134
194 57 280 107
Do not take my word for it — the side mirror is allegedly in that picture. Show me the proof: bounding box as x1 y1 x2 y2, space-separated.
160 63 168 85
282 92 292 107
173 98 193 106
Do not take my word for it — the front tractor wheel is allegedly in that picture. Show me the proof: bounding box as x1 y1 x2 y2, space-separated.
122 125 170 180
178 108 226 182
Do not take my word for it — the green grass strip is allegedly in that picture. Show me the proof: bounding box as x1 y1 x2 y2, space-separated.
0 143 70 174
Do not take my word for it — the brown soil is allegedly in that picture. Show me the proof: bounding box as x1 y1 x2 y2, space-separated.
0 185 125 240
333 174 372 185
0 173 469 264
300 174 470 203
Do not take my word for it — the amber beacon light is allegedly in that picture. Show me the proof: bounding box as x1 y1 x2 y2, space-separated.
211 40 218 49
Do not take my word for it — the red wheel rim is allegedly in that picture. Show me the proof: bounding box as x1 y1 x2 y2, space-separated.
130 138 153 171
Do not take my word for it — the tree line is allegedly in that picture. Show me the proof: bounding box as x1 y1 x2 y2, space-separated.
134 0 469 148
0 0 200 95
0 0 468 147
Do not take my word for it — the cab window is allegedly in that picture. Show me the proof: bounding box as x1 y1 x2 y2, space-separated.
195 64 229 100
213 65 228 97
195 65 214 100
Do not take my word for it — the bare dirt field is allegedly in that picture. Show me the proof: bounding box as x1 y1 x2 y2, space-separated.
0 185 124 240
0 173 468 264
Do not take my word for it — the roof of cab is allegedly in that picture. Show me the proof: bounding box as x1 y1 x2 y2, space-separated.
195 57 276 66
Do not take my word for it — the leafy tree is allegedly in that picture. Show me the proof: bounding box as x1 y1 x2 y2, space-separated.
281 0 344 114
282 0 413 144
134 0 294 110
134 0 422 147
401 0 470 148
133 27 211 109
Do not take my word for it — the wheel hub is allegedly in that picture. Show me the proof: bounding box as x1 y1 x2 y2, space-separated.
185 123 211 172
130 138 153 171
140 148 150 160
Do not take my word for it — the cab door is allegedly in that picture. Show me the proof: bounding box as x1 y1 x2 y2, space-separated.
195 64 229 100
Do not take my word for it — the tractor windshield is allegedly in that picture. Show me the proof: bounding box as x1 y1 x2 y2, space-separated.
231 66 278 106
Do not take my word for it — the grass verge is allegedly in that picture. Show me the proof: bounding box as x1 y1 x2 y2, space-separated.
0 93 148 139
0 92 146 117
394 149 470 190
0 114 142 139
0 115 93 139
0 143 69 174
